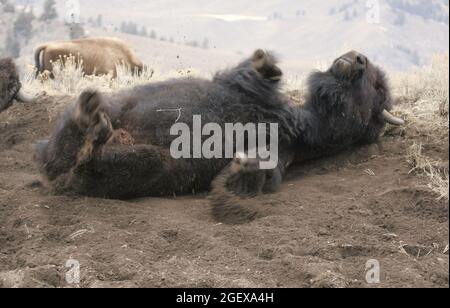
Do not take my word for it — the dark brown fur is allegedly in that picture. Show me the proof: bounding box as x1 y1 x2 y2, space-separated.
35 50 296 200
35 50 398 224
0 57 21 113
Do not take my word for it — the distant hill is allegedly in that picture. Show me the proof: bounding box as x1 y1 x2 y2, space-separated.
2 0 449 74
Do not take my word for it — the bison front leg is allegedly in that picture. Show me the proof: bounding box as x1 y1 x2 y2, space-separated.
213 153 284 197
209 153 285 224
44 89 114 194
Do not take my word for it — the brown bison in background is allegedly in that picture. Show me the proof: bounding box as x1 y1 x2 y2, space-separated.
0 58 34 113
34 37 143 77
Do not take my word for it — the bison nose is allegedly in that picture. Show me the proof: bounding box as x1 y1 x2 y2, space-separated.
336 57 353 67
356 55 364 65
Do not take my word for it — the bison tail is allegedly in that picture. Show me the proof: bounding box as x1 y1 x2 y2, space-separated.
34 46 46 78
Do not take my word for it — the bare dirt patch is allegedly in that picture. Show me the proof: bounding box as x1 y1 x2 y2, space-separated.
0 95 448 288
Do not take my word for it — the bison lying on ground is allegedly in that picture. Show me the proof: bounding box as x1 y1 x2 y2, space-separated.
35 37 143 77
35 50 403 223
211 50 404 223
0 58 34 113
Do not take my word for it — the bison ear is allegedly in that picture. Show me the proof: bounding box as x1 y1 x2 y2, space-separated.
252 49 283 82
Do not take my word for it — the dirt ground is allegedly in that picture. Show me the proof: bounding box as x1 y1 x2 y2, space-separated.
0 95 448 288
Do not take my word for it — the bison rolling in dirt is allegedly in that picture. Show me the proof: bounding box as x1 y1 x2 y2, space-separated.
0 58 34 113
35 50 404 223
35 37 144 77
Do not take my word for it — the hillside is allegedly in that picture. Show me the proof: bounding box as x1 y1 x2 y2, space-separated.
5 0 448 73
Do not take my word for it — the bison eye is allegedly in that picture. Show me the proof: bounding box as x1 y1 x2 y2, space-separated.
357 56 365 65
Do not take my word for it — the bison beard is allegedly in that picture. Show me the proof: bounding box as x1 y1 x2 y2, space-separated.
0 58 35 113
35 50 299 200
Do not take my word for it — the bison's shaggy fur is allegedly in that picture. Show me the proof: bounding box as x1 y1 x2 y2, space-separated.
35 50 299 199
295 51 395 157
0 58 21 113
35 50 402 223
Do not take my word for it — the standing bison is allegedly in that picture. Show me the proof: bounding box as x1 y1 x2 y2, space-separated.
35 37 143 77
0 58 34 113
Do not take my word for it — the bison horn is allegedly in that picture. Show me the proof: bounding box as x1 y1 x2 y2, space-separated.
382 110 405 126
15 89 35 103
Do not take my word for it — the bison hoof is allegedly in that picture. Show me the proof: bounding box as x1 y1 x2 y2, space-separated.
74 89 113 143
74 89 104 131
251 49 283 82
74 89 113 164
226 153 266 196
77 111 113 164
87 111 113 145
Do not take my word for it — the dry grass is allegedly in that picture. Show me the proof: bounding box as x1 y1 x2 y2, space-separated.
396 55 449 201
392 54 449 129
407 142 449 201
21 55 157 119
23 55 155 97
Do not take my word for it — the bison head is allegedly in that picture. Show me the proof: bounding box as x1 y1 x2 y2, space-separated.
302 51 405 149
0 58 35 113
330 50 404 127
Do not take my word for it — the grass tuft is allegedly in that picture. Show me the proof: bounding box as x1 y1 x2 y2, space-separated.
407 142 449 201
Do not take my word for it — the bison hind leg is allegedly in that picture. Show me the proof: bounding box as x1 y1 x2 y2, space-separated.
251 49 283 81
74 89 104 129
